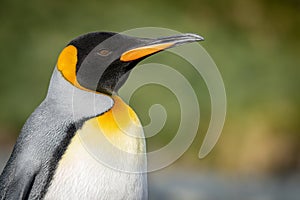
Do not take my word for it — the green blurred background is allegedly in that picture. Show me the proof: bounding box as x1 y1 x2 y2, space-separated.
0 0 299 199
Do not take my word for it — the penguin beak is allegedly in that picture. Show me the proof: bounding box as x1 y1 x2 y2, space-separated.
120 33 204 62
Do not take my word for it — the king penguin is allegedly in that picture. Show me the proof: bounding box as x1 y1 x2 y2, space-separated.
0 31 203 200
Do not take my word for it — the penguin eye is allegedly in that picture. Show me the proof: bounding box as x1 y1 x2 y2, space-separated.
97 49 112 56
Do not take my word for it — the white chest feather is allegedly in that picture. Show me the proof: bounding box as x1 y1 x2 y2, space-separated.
45 97 147 200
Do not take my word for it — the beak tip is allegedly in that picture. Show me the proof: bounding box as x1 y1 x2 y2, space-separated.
185 33 205 41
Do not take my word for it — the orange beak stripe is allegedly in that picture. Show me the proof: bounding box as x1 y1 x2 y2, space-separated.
120 43 174 62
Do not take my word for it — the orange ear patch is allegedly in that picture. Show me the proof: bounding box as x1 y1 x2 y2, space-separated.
57 45 88 90
57 45 78 84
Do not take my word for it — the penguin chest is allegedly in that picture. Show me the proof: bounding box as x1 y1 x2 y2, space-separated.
44 97 147 200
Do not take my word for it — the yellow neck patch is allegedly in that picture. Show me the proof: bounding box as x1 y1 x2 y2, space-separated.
91 95 144 153
96 95 140 132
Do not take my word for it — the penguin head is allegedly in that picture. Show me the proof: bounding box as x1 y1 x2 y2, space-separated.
57 32 203 95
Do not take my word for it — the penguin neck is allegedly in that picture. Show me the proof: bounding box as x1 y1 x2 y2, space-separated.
45 67 147 173
45 67 114 122
46 67 85 102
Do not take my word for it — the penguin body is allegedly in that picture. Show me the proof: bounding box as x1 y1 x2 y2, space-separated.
44 90 147 200
0 32 203 199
